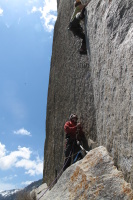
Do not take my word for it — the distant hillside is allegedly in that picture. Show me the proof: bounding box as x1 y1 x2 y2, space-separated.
23 179 43 192
0 179 43 200
0 190 20 200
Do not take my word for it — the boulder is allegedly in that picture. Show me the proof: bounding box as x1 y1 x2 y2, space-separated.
30 183 47 200
41 147 133 199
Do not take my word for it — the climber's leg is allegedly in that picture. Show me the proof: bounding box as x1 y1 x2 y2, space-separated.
68 18 87 54
71 23 87 53
63 140 73 171
73 142 81 162
68 16 84 38
79 40 87 54
78 33 87 54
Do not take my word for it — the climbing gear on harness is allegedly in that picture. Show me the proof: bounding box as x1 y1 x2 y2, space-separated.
73 150 83 163
77 140 89 154
73 140 88 163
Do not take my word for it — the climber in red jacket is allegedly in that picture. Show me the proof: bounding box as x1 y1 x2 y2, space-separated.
68 0 90 54
63 114 85 171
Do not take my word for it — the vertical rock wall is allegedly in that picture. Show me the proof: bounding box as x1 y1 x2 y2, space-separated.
86 0 133 186
43 0 97 185
43 0 133 187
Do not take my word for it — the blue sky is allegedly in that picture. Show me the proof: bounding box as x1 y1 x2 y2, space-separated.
0 0 57 190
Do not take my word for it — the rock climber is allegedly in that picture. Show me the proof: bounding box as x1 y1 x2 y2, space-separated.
63 114 85 171
68 0 90 54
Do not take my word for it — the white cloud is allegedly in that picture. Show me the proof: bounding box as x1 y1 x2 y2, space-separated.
21 181 34 186
0 142 43 176
28 0 37 4
31 0 57 32
16 159 36 170
16 156 43 176
0 143 6 158
0 8 3 16
0 145 32 170
31 6 38 13
13 128 32 136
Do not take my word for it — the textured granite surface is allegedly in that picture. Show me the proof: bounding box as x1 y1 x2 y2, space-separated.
42 147 133 200
43 0 133 187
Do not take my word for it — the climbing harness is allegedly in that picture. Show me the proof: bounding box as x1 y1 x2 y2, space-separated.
73 150 83 163
78 141 89 154
76 126 89 154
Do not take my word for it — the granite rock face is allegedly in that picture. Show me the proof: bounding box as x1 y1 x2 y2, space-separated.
43 0 133 187
41 147 133 200
85 0 133 186
43 0 97 185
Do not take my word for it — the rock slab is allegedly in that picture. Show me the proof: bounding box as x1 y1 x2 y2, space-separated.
41 147 133 200
30 183 47 200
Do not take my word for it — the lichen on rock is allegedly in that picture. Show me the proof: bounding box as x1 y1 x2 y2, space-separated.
41 147 133 200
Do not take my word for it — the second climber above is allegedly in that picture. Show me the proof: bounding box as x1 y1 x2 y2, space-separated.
68 0 90 55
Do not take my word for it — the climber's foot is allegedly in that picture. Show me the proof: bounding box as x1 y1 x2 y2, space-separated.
79 48 87 55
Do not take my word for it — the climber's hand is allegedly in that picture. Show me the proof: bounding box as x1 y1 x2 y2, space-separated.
77 123 81 128
77 141 80 146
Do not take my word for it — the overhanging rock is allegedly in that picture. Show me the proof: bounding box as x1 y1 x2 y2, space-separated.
40 146 133 199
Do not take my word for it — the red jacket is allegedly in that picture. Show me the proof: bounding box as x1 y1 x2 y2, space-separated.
64 121 84 140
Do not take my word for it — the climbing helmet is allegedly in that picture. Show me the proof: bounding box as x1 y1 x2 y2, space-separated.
69 114 78 121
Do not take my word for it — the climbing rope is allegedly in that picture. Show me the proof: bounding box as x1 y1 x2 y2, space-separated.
37 142 75 200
